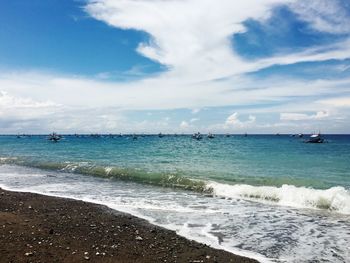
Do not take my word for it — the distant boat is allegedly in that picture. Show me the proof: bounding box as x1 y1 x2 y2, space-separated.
48 132 61 142
306 133 324 143
298 133 304 138
244 133 248 137
132 134 138 140
158 133 164 138
207 133 215 139
192 132 203 140
225 134 231 137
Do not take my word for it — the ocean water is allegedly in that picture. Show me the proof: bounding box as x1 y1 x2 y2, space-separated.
0 134 349 262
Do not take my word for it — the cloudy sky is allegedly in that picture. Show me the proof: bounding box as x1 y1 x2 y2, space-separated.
1 0 350 134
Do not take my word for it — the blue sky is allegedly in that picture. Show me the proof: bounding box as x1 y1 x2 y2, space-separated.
1 0 350 133
0 0 161 76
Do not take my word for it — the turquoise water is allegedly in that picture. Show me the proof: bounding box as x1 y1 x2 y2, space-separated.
0 134 350 262
0 134 349 189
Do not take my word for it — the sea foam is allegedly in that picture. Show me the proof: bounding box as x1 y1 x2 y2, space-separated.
207 182 350 214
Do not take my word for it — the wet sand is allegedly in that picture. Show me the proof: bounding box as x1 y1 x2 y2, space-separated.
0 188 258 263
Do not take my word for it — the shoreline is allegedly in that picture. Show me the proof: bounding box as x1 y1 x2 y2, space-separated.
0 187 258 263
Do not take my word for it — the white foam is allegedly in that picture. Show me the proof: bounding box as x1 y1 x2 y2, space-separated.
207 182 350 214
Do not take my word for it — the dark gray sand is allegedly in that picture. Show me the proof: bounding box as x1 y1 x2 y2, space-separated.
0 188 258 263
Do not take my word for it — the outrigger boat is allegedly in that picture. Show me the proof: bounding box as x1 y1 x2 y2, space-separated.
192 132 203 140
207 133 215 139
48 132 61 142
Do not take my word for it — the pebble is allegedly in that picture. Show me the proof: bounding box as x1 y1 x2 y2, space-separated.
135 236 143 241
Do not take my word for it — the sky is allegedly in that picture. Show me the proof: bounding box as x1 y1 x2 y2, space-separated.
1 0 350 134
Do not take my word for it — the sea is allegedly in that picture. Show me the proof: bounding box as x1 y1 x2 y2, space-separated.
0 134 349 262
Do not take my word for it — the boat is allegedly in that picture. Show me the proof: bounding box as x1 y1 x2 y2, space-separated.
306 133 324 143
48 132 61 142
192 132 203 140
207 133 215 139
298 133 304 138
225 134 231 137
158 133 164 138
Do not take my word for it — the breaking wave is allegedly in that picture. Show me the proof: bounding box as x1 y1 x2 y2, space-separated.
1 156 350 214
207 182 350 214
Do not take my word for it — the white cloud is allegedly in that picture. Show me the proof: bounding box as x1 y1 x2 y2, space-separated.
225 112 256 128
318 97 350 107
2 1 350 133
280 110 329 121
0 91 57 109
86 0 299 82
180 121 190 129
0 90 61 120
86 0 350 81
289 0 350 34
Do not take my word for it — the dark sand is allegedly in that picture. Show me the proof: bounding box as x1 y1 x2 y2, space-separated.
0 188 258 263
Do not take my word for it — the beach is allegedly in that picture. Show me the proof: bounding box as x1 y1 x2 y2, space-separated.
0 187 257 263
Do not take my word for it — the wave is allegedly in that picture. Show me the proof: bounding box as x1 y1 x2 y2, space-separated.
0 157 209 193
1 156 350 214
207 182 350 214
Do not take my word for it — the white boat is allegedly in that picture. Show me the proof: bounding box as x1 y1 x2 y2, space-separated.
306 133 324 143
